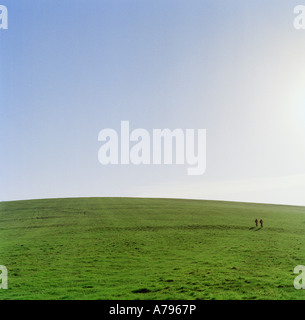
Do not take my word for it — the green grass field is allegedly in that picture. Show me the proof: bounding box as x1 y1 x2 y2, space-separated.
0 197 304 300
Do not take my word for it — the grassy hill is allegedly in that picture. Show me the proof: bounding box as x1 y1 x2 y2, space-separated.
0 197 304 300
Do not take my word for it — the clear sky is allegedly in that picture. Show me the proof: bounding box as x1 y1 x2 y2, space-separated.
1 0 305 205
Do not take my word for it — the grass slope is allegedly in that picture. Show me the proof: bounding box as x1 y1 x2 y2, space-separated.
0 197 304 300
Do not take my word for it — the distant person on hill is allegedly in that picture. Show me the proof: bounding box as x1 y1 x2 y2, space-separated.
260 219 263 228
255 219 258 227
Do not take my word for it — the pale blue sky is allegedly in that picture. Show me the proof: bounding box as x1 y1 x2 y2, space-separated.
1 0 305 205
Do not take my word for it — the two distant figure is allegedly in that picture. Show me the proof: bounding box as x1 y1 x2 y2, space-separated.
255 219 263 228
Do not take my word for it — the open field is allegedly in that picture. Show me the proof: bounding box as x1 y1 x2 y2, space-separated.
0 197 304 300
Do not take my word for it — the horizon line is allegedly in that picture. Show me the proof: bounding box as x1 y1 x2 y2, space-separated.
1 196 305 209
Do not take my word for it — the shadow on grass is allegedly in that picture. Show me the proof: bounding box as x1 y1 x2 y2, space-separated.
249 227 262 231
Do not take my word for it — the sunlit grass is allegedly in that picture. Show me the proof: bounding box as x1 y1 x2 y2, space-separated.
0 197 304 300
